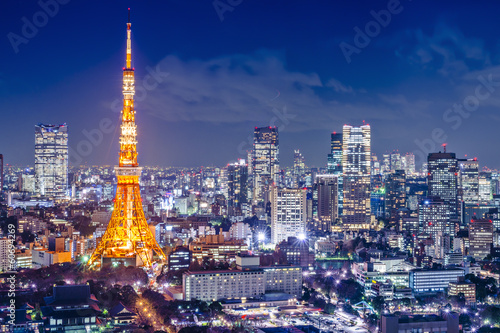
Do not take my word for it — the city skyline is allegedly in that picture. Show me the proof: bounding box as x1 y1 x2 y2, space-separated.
3 1 500 168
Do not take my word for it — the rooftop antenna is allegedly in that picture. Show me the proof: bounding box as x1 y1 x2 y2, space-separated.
442 143 447 153
128 8 131 23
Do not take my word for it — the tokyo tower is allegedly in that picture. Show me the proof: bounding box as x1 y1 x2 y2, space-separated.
88 10 165 269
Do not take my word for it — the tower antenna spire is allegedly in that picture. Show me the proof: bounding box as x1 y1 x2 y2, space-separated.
128 8 130 23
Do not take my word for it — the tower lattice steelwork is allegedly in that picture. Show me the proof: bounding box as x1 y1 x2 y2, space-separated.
88 10 165 268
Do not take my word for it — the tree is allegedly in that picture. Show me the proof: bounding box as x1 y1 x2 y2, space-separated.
337 279 364 304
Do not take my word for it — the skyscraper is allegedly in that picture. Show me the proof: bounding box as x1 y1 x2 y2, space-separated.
313 174 339 232
88 11 165 269
459 158 479 204
271 187 306 245
35 124 68 199
327 132 342 174
227 159 248 217
403 153 416 175
342 124 371 229
293 150 306 188
420 197 453 256
469 219 493 260
328 131 343 215
428 151 459 222
385 169 406 223
252 126 279 200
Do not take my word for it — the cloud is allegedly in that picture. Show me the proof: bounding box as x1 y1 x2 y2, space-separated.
140 50 430 132
393 22 489 77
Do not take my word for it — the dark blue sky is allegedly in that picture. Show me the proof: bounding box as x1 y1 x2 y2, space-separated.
2 0 500 168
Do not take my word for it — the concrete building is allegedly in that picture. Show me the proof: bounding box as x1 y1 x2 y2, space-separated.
183 255 301 302
380 313 459 333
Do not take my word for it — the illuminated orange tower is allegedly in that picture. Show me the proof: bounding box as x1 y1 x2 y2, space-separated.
88 10 165 269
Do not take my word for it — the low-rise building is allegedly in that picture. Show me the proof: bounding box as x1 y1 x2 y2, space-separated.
409 268 464 294
276 237 314 267
448 278 476 305
189 234 248 262
183 255 302 302
380 313 459 333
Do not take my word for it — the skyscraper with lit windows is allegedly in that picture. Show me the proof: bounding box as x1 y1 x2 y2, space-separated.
35 123 68 199
271 187 306 245
328 131 343 215
227 159 248 217
342 124 371 229
428 151 459 223
252 126 279 200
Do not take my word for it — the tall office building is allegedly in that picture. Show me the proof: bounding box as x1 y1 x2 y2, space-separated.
35 124 68 199
227 159 248 217
427 151 459 222
390 152 402 172
327 132 342 174
293 150 306 188
327 131 343 215
469 219 493 260
271 187 307 245
313 174 339 232
403 153 416 175
385 170 406 223
459 158 479 204
478 174 492 203
420 197 454 255
382 154 391 174
252 126 279 200
342 124 371 229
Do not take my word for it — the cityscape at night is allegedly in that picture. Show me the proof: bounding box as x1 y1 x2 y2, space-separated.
2 1 500 332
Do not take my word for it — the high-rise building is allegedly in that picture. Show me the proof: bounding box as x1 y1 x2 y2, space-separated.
390 152 402 172
252 126 279 200
342 124 371 229
227 159 248 217
385 170 406 223
293 150 306 188
382 154 390 174
427 151 459 222
478 174 492 203
271 187 307 245
459 158 479 204
469 219 493 260
35 123 68 198
328 131 343 215
313 174 338 232
420 197 453 239
403 153 415 175
88 12 165 269
327 132 342 174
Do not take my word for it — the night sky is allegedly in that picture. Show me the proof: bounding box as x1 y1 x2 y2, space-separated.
2 0 500 168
